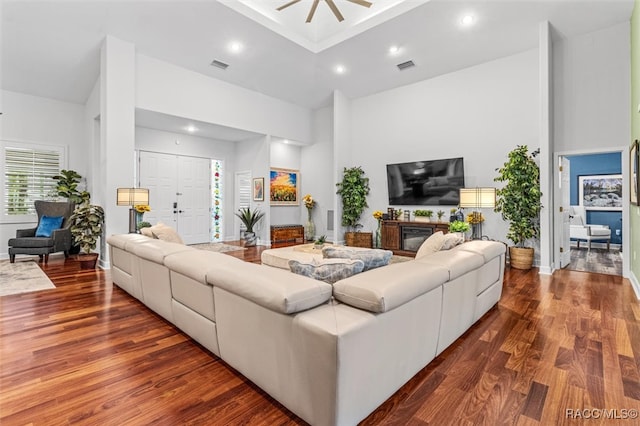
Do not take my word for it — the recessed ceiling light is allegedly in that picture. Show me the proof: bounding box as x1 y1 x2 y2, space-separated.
186 125 197 133
335 65 346 74
283 139 289 144
460 15 475 26
229 41 243 53
389 45 400 55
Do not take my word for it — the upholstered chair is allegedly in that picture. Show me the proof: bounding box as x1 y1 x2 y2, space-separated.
8 201 75 263
569 206 611 251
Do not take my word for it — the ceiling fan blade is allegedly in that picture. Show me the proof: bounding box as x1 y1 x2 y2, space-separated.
325 0 345 22
346 0 373 7
276 0 302 11
306 0 320 23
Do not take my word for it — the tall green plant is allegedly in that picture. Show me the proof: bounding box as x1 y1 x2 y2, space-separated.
336 166 370 232
70 202 105 254
494 145 542 247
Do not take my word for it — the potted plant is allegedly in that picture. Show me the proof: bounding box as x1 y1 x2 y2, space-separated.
449 220 470 239
314 235 327 250
336 166 371 248
69 194 105 269
414 209 434 222
235 207 265 247
52 169 89 254
437 210 445 221
494 145 542 270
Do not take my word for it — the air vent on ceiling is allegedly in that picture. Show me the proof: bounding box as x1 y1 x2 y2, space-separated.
210 59 229 70
397 60 415 71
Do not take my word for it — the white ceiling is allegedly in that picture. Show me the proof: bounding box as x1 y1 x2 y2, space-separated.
1 0 634 140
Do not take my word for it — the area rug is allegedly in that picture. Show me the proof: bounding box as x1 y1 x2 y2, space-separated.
190 242 247 253
0 260 56 296
569 247 622 276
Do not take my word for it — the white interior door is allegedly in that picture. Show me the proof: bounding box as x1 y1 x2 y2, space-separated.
139 151 178 228
560 156 571 268
139 151 211 245
177 156 210 244
235 171 251 239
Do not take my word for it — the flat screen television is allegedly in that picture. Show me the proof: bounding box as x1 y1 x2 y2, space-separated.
386 157 465 205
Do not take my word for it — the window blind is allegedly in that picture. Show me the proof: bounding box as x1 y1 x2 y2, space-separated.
4 146 61 215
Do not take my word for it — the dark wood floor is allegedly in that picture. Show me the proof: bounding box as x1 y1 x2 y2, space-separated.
1 245 639 425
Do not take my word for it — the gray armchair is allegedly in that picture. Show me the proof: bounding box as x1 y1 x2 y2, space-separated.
8 201 75 263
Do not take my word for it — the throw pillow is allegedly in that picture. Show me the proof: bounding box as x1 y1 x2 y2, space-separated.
289 258 365 284
415 231 446 259
441 232 465 250
35 215 64 237
140 227 154 238
322 247 392 271
149 222 184 244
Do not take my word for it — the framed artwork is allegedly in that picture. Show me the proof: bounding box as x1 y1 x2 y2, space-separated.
578 174 623 211
632 140 639 206
270 168 299 205
253 177 264 202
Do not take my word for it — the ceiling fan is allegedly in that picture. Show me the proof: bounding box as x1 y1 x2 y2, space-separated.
277 0 373 23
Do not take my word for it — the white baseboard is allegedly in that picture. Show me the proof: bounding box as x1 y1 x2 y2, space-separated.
629 270 640 301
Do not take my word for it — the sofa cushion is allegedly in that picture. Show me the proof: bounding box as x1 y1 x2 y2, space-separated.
149 222 184 244
453 240 506 263
322 247 392 271
165 249 242 284
332 261 449 313
289 258 365 284
35 215 64 237
107 233 151 250
129 239 193 263
208 262 333 314
414 249 484 280
415 231 446 258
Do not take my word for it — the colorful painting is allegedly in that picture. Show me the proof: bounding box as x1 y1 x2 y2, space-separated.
253 177 264 201
579 174 623 211
270 168 299 205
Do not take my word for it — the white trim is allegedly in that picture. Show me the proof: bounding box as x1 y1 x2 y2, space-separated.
629 270 640 301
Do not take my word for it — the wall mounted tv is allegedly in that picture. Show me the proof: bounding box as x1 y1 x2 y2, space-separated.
386 157 465 205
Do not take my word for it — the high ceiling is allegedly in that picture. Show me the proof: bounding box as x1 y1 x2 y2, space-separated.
1 0 634 113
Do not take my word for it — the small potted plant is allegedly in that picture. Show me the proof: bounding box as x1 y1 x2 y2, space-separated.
314 235 327 250
235 207 265 247
414 209 434 222
449 220 470 241
69 193 105 269
437 210 445 222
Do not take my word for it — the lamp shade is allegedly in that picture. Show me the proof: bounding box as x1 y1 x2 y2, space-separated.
117 188 149 206
459 187 496 209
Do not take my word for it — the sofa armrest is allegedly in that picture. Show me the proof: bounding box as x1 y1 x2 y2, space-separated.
16 227 37 238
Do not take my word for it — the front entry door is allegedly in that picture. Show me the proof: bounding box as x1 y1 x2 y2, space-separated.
139 151 210 244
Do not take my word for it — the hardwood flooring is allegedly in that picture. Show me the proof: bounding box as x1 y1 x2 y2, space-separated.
1 247 639 425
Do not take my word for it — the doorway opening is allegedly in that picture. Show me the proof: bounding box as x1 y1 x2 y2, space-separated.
557 151 623 276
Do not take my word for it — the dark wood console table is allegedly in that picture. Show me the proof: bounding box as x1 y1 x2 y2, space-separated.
270 224 304 248
381 220 449 257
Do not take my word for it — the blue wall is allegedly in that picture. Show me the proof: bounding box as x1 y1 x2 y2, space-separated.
566 152 622 244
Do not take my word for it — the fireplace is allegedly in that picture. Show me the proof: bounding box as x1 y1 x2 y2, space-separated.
401 226 433 252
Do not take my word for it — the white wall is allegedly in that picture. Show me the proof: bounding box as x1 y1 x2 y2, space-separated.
348 50 540 244
301 106 334 241
0 90 85 259
554 22 630 152
136 54 313 144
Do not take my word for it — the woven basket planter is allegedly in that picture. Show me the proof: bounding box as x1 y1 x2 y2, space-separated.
345 232 373 248
509 246 534 270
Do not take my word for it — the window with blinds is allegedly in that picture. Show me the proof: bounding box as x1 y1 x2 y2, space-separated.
2 143 63 216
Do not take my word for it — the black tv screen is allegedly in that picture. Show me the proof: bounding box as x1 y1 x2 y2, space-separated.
386 157 465 205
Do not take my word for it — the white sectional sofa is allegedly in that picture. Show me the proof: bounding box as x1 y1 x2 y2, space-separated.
107 234 505 426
